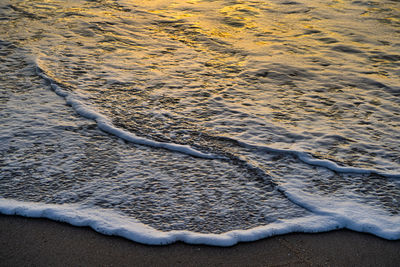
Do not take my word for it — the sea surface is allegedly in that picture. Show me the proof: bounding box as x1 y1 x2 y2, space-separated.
0 0 399 245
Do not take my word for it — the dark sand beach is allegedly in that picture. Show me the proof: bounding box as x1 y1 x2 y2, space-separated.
0 215 399 266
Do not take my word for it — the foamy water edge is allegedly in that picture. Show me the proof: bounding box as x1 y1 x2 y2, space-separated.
35 64 400 179
1 198 399 246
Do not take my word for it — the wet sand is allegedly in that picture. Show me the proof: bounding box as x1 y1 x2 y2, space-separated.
0 214 399 266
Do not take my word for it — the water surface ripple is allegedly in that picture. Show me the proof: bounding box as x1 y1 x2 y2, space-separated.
0 0 399 243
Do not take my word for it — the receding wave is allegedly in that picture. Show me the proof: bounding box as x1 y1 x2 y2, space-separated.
1 0 399 244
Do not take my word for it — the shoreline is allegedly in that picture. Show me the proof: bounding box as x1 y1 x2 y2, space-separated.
1 214 399 266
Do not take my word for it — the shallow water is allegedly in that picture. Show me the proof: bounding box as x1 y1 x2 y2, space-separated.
0 0 399 244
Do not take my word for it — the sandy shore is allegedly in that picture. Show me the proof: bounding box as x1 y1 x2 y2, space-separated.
0 214 399 266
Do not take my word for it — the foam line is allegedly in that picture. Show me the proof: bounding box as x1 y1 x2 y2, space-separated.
236 140 400 179
1 198 398 246
35 66 218 159
276 186 400 240
0 198 339 246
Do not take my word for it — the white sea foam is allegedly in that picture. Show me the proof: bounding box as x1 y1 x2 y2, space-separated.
36 66 218 160
1 198 399 246
235 140 400 179
277 185 400 240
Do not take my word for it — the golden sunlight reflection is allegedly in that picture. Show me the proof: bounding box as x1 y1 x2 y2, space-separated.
5 0 398 170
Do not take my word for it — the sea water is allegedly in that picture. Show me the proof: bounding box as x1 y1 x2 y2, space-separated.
0 0 399 246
